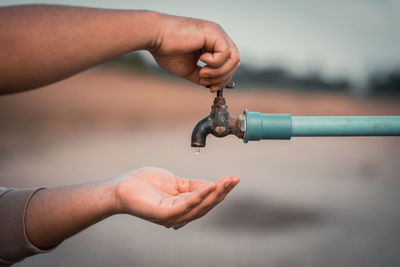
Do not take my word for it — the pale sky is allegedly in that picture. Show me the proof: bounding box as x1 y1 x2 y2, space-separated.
2 0 400 85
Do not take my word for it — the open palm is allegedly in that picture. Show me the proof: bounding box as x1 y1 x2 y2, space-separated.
115 167 239 229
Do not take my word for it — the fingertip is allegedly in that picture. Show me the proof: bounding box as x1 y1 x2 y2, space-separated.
224 180 232 188
222 177 239 194
173 222 188 230
214 176 231 190
215 176 228 183
210 85 220 92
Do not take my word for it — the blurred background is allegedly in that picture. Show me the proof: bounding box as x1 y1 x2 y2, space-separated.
1 1 400 266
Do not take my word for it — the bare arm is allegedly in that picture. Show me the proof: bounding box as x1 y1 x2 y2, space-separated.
1 4 241 257
25 168 239 249
0 5 157 94
0 5 239 94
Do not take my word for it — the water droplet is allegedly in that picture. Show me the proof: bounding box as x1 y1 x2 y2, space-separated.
195 147 201 155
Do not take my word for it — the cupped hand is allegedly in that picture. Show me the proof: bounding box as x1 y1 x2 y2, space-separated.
149 13 240 92
114 167 239 229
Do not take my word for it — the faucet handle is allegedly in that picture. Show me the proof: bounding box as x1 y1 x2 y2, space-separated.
216 81 235 97
205 81 235 97
225 81 235 89
205 81 235 90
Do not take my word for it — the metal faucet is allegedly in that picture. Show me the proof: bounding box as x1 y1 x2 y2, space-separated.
191 83 400 147
191 83 245 147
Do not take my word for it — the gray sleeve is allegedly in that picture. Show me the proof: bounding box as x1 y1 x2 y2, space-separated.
0 187 54 266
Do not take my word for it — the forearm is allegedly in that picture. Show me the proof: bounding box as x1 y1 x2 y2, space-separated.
25 180 118 249
0 5 159 94
23 168 239 249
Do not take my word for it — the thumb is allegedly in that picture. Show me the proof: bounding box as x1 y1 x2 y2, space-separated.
199 34 231 68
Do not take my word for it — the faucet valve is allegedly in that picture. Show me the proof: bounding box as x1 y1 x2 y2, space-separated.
191 82 245 147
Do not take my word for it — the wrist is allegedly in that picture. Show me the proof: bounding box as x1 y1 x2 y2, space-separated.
107 175 133 215
127 10 163 51
97 179 121 217
144 11 164 52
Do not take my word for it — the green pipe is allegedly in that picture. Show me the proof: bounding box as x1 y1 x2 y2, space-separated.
243 110 400 143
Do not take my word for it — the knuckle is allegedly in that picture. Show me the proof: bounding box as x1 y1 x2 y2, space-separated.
206 21 222 34
231 54 240 65
212 22 222 31
225 49 232 58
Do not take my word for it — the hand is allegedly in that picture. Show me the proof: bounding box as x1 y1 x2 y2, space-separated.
114 167 240 229
150 13 240 93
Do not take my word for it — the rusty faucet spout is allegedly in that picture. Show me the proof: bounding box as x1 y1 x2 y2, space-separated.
191 89 245 147
191 115 213 147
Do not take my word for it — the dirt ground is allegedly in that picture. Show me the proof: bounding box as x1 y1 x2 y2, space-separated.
1 68 400 267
